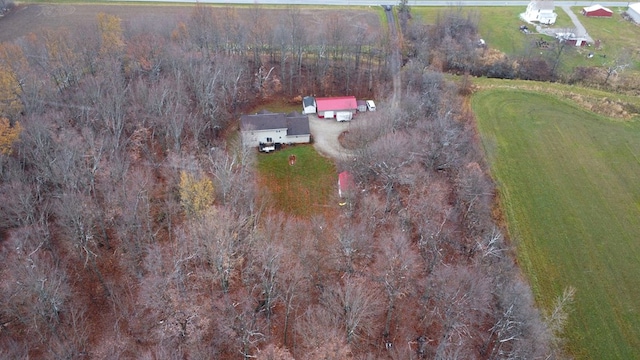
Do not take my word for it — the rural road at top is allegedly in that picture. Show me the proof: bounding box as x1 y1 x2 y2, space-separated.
112 0 632 7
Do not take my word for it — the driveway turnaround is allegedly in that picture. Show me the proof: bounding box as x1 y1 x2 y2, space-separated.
308 116 352 160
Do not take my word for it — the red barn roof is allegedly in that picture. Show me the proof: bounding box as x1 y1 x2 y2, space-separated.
582 4 613 16
316 96 358 112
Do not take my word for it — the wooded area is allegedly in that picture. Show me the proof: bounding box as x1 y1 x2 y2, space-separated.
0 5 564 359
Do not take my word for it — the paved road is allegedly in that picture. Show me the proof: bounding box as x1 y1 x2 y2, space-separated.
112 0 632 7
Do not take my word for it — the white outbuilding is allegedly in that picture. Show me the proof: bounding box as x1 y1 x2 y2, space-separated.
302 96 316 114
628 3 640 23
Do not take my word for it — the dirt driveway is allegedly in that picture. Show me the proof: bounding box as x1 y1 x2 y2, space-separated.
308 115 352 161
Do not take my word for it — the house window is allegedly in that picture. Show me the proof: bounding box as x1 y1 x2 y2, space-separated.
266 137 273 143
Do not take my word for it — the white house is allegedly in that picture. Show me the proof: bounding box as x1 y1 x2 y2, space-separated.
240 110 310 152
302 96 316 114
522 0 557 25
628 3 640 23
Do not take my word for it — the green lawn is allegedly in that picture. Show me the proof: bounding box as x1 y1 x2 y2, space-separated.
256 145 336 217
473 89 640 359
411 6 640 77
571 7 640 70
251 99 301 115
410 6 574 53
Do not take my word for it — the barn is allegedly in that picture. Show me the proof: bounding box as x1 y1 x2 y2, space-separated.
628 3 640 23
240 110 310 152
315 96 358 121
582 4 613 17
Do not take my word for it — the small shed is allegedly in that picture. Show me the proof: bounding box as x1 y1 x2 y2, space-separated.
316 96 358 120
582 4 613 17
302 96 316 114
338 171 355 198
357 100 367 112
628 3 640 23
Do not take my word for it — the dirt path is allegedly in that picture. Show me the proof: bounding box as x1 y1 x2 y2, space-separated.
385 5 402 105
308 116 352 161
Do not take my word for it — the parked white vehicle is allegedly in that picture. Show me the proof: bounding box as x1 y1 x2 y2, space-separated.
366 100 376 111
336 111 353 122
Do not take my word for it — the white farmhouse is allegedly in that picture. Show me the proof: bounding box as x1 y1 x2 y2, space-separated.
522 0 558 25
240 110 310 152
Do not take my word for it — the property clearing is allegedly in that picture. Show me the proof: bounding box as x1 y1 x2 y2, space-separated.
256 144 336 218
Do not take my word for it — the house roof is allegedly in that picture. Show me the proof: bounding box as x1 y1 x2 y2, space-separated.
303 96 316 107
240 111 309 135
240 112 287 131
583 4 612 13
316 96 358 112
286 112 310 136
629 2 640 12
530 0 555 11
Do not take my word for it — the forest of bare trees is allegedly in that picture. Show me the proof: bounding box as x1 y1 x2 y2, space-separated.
0 4 566 359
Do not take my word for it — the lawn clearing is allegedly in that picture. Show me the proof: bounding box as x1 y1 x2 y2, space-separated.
570 7 640 70
473 88 640 359
257 145 336 218
250 99 301 115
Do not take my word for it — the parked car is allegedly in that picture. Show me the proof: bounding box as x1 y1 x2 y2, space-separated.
366 100 376 112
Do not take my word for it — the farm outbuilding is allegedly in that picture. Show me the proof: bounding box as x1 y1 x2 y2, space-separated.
316 96 358 121
357 100 367 112
302 96 316 114
338 171 355 198
628 3 640 23
582 5 613 17
240 110 310 152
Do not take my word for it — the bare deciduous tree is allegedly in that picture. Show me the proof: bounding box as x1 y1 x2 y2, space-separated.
321 276 383 345
0 228 70 343
428 264 492 359
374 232 420 342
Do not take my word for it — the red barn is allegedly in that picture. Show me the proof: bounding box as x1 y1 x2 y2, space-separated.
316 96 358 121
582 4 613 17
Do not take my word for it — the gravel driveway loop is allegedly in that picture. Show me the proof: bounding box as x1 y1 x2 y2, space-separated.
308 115 353 160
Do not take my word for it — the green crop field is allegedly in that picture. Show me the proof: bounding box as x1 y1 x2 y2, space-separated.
473 89 640 359
256 145 336 217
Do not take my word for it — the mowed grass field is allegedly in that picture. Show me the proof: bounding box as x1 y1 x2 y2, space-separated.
257 145 336 218
473 89 640 359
